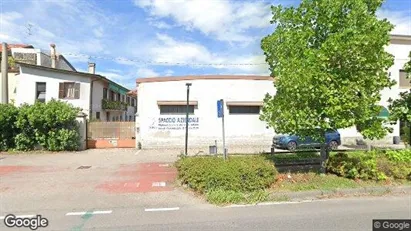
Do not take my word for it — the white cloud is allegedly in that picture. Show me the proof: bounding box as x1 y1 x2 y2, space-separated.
146 33 269 73
93 26 104 38
147 19 173 29
134 0 272 43
136 67 160 78
378 9 411 35
164 69 174 76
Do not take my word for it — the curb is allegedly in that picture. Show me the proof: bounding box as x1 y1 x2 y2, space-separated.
224 185 411 208
275 185 411 201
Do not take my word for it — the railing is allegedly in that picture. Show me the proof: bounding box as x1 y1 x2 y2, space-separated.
87 121 135 139
102 99 127 111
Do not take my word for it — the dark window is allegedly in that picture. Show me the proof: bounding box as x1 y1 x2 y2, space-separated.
110 91 115 101
96 112 100 120
160 105 195 115
229 106 260 114
120 115 123 121
36 82 46 103
399 70 410 88
121 95 125 102
58 82 80 99
117 93 120 101
103 88 108 99
129 115 132 121
126 97 130 105
106 112 110 121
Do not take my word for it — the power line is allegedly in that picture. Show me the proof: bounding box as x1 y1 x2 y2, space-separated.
58 52 268 66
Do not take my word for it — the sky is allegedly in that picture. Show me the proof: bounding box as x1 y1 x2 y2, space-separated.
1 0 411 90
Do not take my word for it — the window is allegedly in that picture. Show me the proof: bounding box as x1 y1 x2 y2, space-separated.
120 115 123 121
132 98 136 107
110 91 115 101
117 93 120 101
106 112 110 121
129 115 132 121
59 82 80 99
96 112 100 120
229 106 260 114
160 105 195 115
103 88 108 99
399 70 410 88
121 95 125 102
126 97 130 105
36 82 46 103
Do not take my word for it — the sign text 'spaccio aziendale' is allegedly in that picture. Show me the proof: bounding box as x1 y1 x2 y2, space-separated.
158 117 199 123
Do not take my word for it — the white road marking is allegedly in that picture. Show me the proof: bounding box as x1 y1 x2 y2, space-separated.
136 183 140 187
66 212 87 216
0 215 36 219
152 182 166 187
135 150 141 155
66 210 112 216
144 207 180 212
159 164 169 167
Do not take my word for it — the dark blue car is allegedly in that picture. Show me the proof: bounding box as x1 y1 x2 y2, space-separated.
272 129 341 151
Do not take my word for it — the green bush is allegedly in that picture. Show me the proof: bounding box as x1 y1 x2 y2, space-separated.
326 151 383 180
176 156 277 193
0 104 19 151
9 100 81 152
327 150 411 181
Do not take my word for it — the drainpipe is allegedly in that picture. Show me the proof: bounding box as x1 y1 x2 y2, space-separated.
1 42 8 104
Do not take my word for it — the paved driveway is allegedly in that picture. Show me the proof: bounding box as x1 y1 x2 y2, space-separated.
0 149 210 220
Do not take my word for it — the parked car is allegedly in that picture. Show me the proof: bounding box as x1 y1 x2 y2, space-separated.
272 129 341 151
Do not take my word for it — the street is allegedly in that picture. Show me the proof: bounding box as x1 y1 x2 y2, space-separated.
0 149 410 231
0 196 410 230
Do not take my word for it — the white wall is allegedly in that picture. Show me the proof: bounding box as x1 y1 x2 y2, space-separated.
16 66 91 116
138 79 276 150
91 80 105 121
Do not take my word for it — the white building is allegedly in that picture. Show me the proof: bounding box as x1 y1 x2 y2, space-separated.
15 62 137 121
136 34 411 152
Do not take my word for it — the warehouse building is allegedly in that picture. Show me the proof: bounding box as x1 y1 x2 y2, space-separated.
135 35 411 152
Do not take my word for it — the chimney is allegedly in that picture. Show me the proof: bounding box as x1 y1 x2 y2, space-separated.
88 62 96 74
50 43 56 68
1 42 9 103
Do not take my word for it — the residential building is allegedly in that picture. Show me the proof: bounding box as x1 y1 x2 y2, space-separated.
15 62 136 122
135 34 411 151
1 43 76 103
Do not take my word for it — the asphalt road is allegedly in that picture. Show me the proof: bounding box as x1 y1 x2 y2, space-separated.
1 195 410 231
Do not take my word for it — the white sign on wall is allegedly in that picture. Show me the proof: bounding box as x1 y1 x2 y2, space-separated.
148 116 200 130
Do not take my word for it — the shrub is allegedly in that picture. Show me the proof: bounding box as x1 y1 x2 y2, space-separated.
176 156 277 193
14 100 81 151
327 150 411 181
0 104 19 151
326 151 382 180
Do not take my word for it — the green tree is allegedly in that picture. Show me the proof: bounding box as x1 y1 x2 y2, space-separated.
388 51 411 146
260 0 395 143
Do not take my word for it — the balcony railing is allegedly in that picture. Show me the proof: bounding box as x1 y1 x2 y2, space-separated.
102 99 127 111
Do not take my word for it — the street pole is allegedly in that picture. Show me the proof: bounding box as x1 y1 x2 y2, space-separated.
1 42 8 104
220 99 227 160
184 83 192 156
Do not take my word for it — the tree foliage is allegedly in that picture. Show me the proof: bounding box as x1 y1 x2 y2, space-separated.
260 0 395 140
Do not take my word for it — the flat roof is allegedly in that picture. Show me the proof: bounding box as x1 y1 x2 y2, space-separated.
136 75 273 83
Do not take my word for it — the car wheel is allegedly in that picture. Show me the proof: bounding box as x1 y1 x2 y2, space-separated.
287 141 297 151
328 140 339 151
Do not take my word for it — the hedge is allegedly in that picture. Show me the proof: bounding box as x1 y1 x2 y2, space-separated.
326 149 411 181
175 156 277 193
0 100 81 152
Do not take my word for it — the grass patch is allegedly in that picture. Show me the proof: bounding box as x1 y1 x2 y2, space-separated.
206 189 271 205
271 172 407 192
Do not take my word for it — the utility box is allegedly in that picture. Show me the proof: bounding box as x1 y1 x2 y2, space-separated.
209 145 217 154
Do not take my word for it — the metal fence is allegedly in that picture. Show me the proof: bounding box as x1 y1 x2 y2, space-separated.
87 122 135 139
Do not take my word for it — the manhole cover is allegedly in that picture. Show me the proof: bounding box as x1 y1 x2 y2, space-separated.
77 166 91 169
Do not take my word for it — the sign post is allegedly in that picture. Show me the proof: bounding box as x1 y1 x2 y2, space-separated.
217 99 227 160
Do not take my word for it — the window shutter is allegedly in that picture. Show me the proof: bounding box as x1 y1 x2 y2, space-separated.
74 83 80 99
59 83 64 98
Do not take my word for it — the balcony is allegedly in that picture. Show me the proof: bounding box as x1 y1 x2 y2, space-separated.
102 99 127 111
